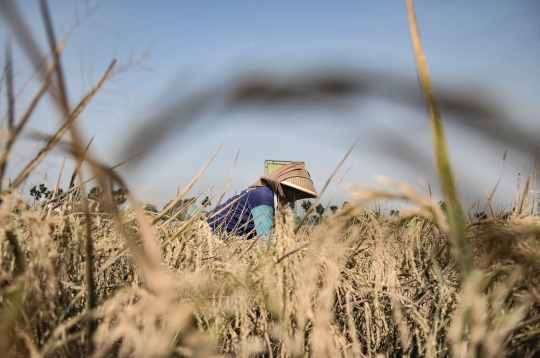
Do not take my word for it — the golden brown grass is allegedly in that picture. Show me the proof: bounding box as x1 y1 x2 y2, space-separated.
1 188 540 357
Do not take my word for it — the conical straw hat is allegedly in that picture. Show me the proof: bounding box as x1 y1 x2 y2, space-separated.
281 176 317 198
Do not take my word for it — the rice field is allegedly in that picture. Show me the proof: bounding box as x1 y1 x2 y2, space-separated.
1 181 540 357
1 1 540 357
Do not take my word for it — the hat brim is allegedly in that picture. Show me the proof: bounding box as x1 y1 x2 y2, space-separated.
281 180 317 198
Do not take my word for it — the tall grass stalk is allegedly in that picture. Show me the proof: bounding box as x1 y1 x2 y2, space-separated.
406 0 471 278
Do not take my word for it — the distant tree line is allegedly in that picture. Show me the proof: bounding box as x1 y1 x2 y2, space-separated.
298 200 350 223
29 183 129 212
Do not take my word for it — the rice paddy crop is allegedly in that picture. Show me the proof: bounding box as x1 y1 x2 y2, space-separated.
1 1 539 357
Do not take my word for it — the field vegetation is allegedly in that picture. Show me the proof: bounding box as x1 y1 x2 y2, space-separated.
1 0 540 357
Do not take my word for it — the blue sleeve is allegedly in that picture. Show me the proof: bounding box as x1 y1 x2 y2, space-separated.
251 205 274 240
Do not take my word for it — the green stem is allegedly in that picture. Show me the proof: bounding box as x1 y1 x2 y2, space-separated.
406 0 471 277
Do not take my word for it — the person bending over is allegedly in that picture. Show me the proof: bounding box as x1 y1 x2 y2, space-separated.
207 162 317 241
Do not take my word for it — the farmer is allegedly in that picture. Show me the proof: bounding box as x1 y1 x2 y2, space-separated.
207 162 317 241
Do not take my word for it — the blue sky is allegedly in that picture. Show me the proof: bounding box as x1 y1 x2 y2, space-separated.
1 0 539 213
